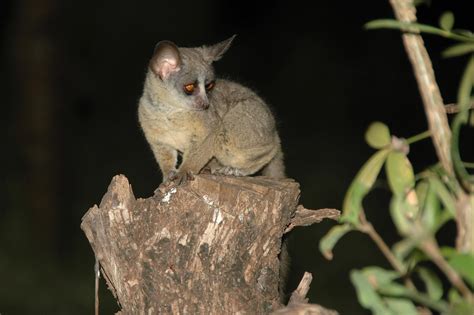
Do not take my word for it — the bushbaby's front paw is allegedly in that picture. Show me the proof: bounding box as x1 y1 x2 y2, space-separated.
169 170 195 185
159 170 177 188
165 170 177 181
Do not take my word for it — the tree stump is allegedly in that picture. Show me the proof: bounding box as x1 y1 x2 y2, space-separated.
81 174 301 314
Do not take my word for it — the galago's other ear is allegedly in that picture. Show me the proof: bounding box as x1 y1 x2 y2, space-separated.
149 40 181 80
204 34 236 62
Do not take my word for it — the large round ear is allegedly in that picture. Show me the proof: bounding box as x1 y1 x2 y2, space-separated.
205 34 237 62
149 40 181 80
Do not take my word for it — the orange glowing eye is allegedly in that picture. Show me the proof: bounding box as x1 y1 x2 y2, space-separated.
205 81 215 91
183 83 195 95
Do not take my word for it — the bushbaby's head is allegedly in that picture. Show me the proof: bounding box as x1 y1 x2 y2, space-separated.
149 35 235 110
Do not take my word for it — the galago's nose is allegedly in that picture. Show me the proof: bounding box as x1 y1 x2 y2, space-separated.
195 96 209 110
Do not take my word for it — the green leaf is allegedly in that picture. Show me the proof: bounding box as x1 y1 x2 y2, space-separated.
377 281 409 296
457 56 474 110
453 29 474 38
365 20 443 36
341 149 390 225
365 19 474 42
448 253 474 287
365 122 391 149
379 280 449 312
413 0 431 7
439 11 455 32
448 287 462 304
384 298 418 315
448 289 474 315
365 19 441 34
371 268 449 313
452 55 474 150
416 181 428 207
427 175 456 217
407 249 429 268
449 302 474 315
390 194 418 236
362 267 400 286
350 269 394 315
440 246 458 259
386 151 415 196
353 268 421 315
319 224 352 260
442 43 474 58
417 267 443 300
392 239 416 262
451 57 474 192
418 180 446 232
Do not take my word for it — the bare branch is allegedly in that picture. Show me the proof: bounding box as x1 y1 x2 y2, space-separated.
455 193 474 253
421 237 473 300
389 0 453 176
358 212 406 275
389 0 473 255
288 272 313 304
445 102 474 114
285 206 340 233
272 272 339 315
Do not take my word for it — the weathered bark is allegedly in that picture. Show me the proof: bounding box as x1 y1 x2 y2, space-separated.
81 174 339 314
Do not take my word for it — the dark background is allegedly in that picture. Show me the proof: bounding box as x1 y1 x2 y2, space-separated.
1 0 472 314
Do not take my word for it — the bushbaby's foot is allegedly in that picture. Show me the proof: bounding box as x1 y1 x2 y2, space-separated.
159 170 177 187
200 166 212 174
211 166 245 176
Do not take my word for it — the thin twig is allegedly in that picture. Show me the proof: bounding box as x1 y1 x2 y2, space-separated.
421 237 472 300
463 161 474 169
389 0 453 176
358 212 416 290
445 102 474 114
358 213 405 274
405 130 431 145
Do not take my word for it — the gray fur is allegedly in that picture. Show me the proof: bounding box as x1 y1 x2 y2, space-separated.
138 36 285 183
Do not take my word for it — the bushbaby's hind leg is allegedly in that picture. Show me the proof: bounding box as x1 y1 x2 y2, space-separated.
201 158 220 174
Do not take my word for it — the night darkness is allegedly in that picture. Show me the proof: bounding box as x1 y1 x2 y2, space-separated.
1 1 473 314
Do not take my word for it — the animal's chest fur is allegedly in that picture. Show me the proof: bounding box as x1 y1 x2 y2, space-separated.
140 104 211 152
159 120 199 152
